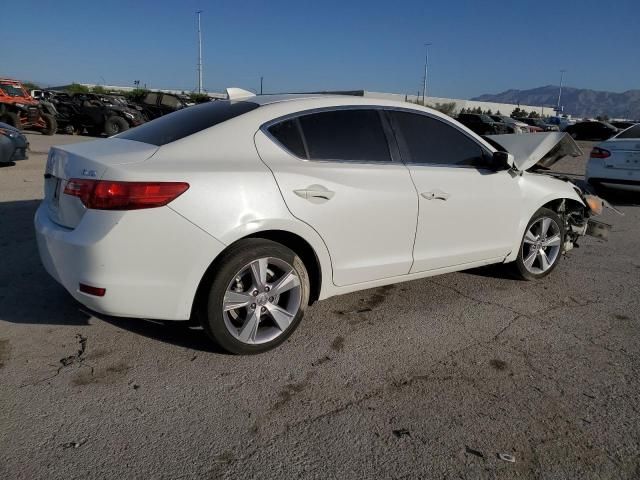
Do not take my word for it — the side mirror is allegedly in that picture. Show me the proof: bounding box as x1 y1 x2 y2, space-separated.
492 151 514 169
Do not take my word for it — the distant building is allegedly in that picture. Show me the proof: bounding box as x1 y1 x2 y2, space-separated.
363 91 553 116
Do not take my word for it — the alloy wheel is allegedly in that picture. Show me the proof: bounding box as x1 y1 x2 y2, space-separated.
521 217 562 274
222 257 302 345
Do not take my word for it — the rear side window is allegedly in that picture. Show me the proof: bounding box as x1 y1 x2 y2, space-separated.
160 94 181 108
391 111 485 166
300 110 391 162
117 100 258 146
143 92 158 105
268 119 307 158
616 124 640 138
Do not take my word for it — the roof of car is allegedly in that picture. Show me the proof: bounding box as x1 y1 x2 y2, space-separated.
245 93 353 106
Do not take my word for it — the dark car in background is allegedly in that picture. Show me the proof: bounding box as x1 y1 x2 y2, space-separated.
516 117 559 132
0 122 28 165
456 113 509 135
565 121 619 141
610 120 637 130
490 115 530 133
131 91 188 120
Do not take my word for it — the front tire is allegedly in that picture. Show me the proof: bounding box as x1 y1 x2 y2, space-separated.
514 208 564 280
40 113 57 135
200 239 310 354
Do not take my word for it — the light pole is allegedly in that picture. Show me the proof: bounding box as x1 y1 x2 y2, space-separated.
260 76 263 95
556 69 566 114
422 43 432 105
196 10 203 94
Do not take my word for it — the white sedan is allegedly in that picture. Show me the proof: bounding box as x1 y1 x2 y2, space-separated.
586 123 640 192
35 91 607 354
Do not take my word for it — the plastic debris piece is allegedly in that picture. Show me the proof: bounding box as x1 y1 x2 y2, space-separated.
498 453 516 463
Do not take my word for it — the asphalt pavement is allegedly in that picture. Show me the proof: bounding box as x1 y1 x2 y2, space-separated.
1 133 639 479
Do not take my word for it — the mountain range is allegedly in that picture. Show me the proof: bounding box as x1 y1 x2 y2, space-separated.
472 85 640 119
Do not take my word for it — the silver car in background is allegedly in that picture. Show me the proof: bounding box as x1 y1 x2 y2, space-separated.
0 122 28 165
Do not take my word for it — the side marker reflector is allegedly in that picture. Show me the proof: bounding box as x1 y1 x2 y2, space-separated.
79 283 106 297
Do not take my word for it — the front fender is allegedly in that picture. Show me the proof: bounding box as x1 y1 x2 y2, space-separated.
505 173 585 262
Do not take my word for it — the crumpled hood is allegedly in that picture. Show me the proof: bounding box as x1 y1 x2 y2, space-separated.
487 132 583 171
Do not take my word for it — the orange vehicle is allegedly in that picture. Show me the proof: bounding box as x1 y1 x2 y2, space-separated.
0 78 56 135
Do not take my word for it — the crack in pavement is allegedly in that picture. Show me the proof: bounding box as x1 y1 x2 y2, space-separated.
19 334 93 387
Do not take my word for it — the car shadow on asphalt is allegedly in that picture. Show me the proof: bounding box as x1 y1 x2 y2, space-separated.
597 188 640 207
462 263 522 280
89 311 227 354
0 200 91 325
0 199 226 352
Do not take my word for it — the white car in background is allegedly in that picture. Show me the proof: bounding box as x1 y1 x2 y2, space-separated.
586 123 640 191
35 91 608 354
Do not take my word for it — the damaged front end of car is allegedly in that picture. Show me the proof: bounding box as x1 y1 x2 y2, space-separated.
557 192 612 254
487 132 617 252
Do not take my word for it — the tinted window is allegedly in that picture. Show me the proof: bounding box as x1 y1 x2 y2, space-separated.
268 119 307 158
391 111 485 166
117 100 258 146
298 109 391 162
616 124 640 139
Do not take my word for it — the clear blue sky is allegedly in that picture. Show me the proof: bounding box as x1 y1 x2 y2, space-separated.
2 0 639 98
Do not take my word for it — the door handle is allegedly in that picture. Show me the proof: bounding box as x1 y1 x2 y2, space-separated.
294 185 335 202
421 190 450 201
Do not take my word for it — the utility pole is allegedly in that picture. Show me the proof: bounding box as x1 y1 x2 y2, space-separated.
422 43 432 105
260 76 263 95
196 10 203 94
556 69 566 113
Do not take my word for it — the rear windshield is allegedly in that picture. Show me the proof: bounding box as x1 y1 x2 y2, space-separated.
616 124 640 139
117 100 258 146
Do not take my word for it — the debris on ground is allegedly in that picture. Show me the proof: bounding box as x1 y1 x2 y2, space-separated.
392 429 411 438
498 453 516 463
61 438 87 449
465 446 485 459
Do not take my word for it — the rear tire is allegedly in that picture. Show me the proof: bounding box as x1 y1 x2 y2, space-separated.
1 112 22 130
103 116 129 136
200 239 310 354
40 113 57 135
514 208 564 281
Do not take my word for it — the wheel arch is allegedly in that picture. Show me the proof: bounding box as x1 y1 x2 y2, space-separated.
505 193 586 263
190 228 327 323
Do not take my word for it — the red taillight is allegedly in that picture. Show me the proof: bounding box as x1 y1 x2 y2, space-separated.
64 180 189 210
590 147 611 159
79 283 106 297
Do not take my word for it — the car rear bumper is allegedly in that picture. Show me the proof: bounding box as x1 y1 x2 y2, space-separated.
586 158 640 190
34 203 226 320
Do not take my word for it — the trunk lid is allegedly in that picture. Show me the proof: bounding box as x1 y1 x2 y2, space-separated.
600 139 640 170
44 138 158 229
487 132 582 171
